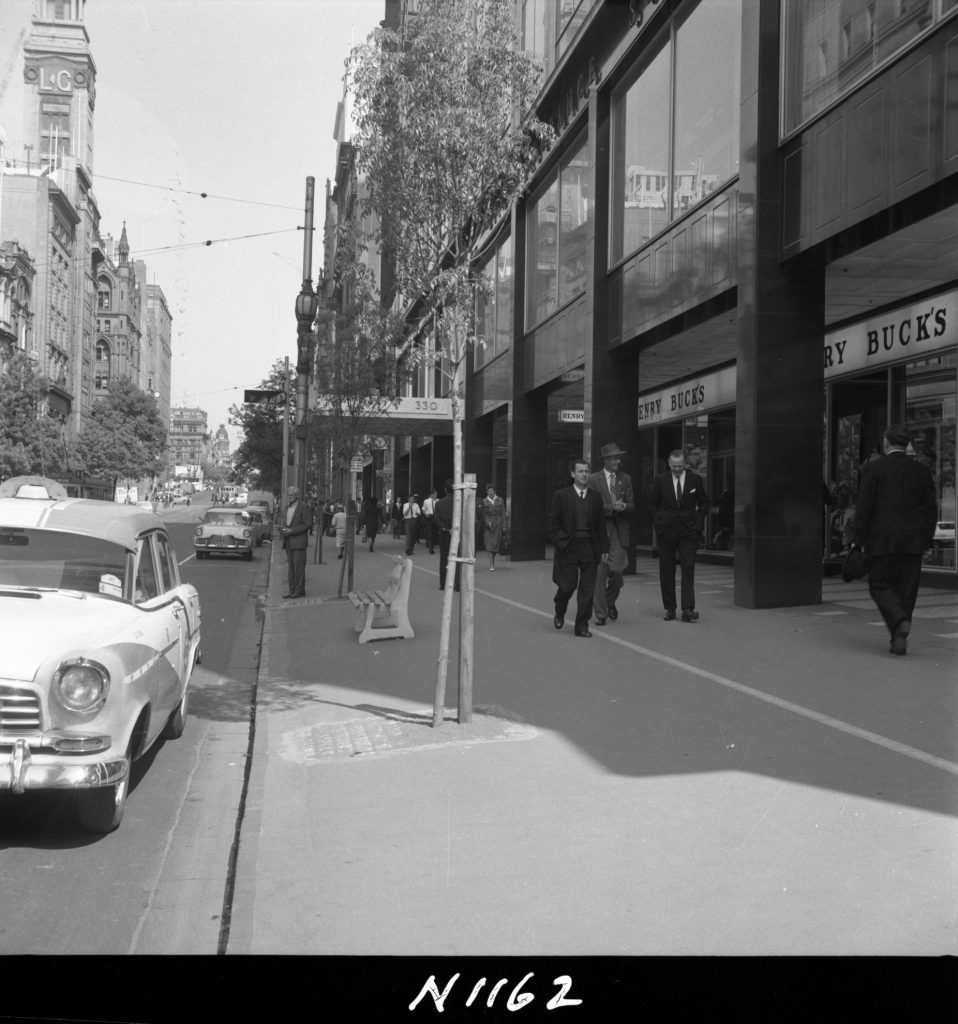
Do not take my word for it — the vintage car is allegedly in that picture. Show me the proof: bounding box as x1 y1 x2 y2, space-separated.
933 521 955 547
247 499 273 526
0 476 201 833
245 508 269 547
193 508 254 560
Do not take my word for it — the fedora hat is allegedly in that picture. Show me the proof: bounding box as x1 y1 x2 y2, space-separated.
599 442 626 458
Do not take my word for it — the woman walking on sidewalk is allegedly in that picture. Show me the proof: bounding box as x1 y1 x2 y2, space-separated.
362 496 383 552
480 483 505 571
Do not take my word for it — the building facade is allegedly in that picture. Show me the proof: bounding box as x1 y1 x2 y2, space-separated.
381 0 958 605
169 405 209 474
0 0 174 467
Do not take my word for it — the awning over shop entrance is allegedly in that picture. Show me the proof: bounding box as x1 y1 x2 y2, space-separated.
309 395 455 437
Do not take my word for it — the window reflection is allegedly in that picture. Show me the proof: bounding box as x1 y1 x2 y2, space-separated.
783 0 947 136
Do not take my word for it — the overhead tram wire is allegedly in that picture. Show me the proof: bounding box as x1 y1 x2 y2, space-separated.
90 171 302 211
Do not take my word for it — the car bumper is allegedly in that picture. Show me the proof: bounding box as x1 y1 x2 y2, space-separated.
194 538 251 552
0 737 128 794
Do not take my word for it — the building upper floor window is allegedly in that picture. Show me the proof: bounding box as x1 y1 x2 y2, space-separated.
95 340 110 362
782 0 955 137
476 235 513 369
97 280 112 311
611 0 741 265
525 132 590 330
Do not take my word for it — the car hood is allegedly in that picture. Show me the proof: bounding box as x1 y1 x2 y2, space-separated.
0 591 136 681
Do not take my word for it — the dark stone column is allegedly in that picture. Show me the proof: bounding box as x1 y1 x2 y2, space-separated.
735 0 825 607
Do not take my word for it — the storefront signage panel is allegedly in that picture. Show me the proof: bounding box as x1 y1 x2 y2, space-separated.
824 289 956 379
637 366 736 426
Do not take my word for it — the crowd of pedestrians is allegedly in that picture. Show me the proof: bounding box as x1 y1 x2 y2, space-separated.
276 421 937 658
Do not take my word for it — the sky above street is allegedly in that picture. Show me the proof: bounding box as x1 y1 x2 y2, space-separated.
0 0 385 449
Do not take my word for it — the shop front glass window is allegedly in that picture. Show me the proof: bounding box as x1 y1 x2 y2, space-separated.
782 0 944 136
906 352 956 569
672 0 741 218
611 40 671 264
495 236 513 359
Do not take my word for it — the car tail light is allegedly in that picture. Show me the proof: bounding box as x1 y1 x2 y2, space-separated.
54 659 110 712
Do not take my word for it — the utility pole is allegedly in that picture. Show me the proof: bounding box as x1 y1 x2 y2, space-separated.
294 177 318 497
281 355 290 520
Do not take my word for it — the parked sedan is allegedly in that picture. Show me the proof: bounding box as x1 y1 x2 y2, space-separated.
245 508 269 547
0 476 202 833
933 521 955 547
193 509 254 560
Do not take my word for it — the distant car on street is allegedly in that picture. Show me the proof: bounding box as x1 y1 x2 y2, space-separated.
136 501 156 513
933 521 955 547
231 492 249 507
0 476 202 833
172 494 191 506
247 499 273 527
193 508 253 560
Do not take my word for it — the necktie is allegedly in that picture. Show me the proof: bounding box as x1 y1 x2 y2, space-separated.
675 476 683 502
609 473 616 497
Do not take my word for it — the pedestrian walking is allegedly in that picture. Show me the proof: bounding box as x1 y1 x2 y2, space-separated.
648 450 709 622
280 486 312 599
480 483 505 571
435 479 460 592
391 497 404 539
403 494 422 555
421 489 438 553
362 495 382 551
854 424 937 655
331 502 348 559
549 459 609 638
588 442 634 624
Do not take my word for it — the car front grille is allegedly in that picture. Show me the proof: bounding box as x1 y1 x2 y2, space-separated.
0 685 42 731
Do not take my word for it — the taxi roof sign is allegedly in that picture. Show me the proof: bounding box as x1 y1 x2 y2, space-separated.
0 475 68 500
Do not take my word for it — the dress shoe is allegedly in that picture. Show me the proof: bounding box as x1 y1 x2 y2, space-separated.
574 628 593 638
891 619 910 656
663 610 676 621
607 604 618 621
594 617 606 626
681 609 699 623
553 611 565 630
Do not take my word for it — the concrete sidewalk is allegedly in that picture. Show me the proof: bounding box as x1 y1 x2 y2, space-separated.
228 528 957 957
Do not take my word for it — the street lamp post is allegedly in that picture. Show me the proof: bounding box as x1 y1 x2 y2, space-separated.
294 177 318 497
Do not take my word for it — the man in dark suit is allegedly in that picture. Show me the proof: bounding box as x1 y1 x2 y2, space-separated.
588 441 635 626
280 485 312 599
854 425 937 655
648 450 709 622
549 458 609 638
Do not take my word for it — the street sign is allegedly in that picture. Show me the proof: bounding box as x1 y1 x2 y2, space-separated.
559 409 584 423
314 395 453 420
244 388 282 404
350 458 364 473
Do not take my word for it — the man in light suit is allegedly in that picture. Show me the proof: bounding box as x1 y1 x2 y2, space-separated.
854 425 936 655
280 486 312 599
648 450 709 622
549 459 609 638
588 442 634 626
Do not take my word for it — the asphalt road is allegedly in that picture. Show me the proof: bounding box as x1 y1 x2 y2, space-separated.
0 503 265 955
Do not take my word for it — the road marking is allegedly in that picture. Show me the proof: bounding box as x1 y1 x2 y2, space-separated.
481 591 958 779
814 610 848 616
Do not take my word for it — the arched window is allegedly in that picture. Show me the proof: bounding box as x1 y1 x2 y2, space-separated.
95 339 110 362
97 278 112 311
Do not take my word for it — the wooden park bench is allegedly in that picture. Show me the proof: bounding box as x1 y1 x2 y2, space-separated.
347 555 415 644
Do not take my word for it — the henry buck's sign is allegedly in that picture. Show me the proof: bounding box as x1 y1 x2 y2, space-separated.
824 289 955 379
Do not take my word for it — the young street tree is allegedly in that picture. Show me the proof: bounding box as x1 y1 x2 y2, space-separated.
229 358 292 497
0 352 68 479
348 0 553 723
74 378 167 489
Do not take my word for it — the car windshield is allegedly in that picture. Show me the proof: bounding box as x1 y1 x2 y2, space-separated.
0 527 129 599
204 511 248 525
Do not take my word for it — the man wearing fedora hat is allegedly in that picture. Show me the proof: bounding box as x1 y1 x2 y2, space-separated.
588 442 634 625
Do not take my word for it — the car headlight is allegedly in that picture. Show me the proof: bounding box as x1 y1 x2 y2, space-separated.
194 526 203 537
54 659 110 712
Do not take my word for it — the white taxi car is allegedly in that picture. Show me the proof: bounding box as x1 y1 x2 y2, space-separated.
0 476 202 833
